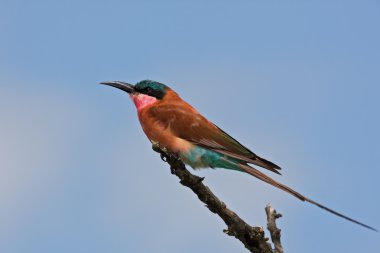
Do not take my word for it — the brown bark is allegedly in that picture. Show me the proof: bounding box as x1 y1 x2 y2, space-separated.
155 148 284 253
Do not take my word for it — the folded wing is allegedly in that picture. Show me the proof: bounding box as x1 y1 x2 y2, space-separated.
147 103 281 174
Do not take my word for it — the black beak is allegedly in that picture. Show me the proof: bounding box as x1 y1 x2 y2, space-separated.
100 81 135 93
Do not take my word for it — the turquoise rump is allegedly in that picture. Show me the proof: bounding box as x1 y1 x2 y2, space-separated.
181 146 241 171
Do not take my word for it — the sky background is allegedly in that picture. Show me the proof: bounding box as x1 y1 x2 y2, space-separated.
1 1 379 252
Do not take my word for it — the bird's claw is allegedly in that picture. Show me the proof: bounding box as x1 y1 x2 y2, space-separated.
152 141 162 153
151 141 182 169
163 152 181 164
169 152 179 161
160 153 167 162
152 141 169 155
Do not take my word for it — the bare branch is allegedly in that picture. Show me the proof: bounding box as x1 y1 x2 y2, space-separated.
265 204 284 253
155 148 285 253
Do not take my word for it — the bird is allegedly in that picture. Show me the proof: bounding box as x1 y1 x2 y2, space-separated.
100 79 377 232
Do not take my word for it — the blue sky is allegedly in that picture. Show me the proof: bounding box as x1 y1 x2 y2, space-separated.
1 1 379 252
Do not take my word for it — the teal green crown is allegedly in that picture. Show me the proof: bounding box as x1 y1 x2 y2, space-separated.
135 80 168 92
134 80 169 99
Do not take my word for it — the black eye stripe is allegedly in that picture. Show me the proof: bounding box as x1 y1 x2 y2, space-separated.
136 86 165 99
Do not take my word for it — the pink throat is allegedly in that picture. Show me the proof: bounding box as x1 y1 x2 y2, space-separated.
130 94 157 111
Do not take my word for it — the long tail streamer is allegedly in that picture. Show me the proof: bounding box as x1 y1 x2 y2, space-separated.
240 164 378 232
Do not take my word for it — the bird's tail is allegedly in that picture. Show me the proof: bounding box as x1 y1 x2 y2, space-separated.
239 164 378 232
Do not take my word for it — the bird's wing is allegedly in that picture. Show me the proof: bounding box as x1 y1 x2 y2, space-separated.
148 103 281 174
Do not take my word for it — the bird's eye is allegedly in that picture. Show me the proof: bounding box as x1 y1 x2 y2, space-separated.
145 87 153 93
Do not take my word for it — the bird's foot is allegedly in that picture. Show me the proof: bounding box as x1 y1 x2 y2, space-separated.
165 151 180 164
168 152 180 161
152 142 169 155
151 142 180 163
160 153 168 162
152 141 164 153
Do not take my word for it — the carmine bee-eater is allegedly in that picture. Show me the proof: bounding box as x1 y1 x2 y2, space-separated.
101 79 377 232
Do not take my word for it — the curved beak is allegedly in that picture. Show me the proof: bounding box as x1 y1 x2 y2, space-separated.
100 81 135 93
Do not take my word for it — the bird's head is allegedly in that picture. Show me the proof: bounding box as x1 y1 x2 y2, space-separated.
100 80 170 110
